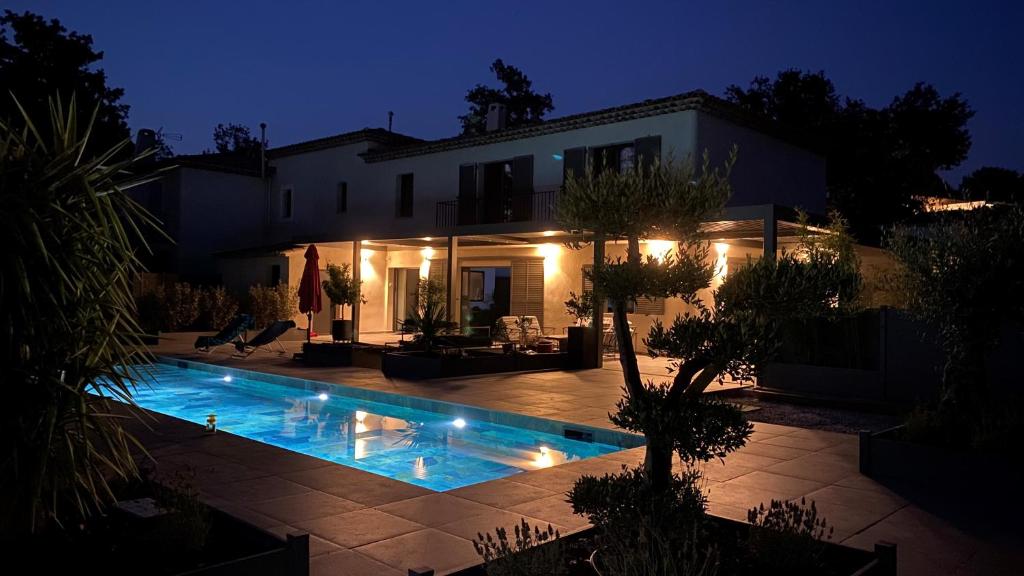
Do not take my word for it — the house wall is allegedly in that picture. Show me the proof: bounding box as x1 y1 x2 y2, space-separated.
696 112 827 214
266 112 701 243
353 239 762 352
173 168 266 282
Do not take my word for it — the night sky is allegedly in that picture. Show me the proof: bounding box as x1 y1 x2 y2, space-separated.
11 0 1022 183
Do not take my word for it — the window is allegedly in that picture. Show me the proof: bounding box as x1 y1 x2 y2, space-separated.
397 173 414 217
336 181 348 213
280 187 293 219
591 143 635 175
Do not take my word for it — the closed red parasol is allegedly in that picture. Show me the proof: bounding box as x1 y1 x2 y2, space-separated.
297 244 322 342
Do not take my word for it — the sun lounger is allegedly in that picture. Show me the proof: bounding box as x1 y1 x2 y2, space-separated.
194 314 253 353
233 320 295 357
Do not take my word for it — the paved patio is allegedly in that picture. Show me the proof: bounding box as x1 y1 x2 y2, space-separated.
136 333 1021 575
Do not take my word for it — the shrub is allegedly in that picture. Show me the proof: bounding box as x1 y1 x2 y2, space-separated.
136 285 165 334
200 286 238 330
570 467 718 576
247 284 297 329
473 519 567 576
162 282 201 331
745 498 833 575
321 263 363 320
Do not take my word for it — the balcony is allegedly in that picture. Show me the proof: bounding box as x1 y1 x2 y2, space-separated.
435 188 558 229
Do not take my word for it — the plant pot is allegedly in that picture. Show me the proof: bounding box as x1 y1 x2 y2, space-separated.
502 342 516 354
332 319 353 342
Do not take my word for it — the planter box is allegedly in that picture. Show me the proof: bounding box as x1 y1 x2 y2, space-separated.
859 425 1022 489
448 518 896 576
301 342 353 366
177 508 308 576
382 349 568 380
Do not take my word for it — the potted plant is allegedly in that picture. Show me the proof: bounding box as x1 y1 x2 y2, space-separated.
564 290 594 327
322 263 364 342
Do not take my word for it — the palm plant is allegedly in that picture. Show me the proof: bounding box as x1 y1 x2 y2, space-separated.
404 279 456 354
0 95 161 534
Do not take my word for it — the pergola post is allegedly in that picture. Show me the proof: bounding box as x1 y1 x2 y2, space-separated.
590 233 605 368
763 204 778 259
351 240 361 343
446 235 459 326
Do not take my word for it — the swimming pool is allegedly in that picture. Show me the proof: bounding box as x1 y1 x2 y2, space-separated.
124 361 638 491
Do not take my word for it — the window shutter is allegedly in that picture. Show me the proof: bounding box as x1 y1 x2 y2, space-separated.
511 155 534 221
511 259 545 326
563 147 587 184
458 164 477 225
634 136 662 171
634 296 665 315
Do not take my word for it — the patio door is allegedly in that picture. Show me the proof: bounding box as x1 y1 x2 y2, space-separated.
390 268 420 331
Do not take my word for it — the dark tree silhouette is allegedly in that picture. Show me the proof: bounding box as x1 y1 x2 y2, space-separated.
210 123 262 155
726 70 974 243
0 10 130 158
960 167 1023 203
459 59 554 135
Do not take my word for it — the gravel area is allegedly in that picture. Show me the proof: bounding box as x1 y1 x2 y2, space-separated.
737 394 903 434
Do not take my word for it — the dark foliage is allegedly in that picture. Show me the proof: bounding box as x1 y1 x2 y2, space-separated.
726 69 974 243
210 122 262 156
0 10 130 159
459 59 554 135
960 166 1024 204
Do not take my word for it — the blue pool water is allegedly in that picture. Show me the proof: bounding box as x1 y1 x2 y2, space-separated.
124 363 629 491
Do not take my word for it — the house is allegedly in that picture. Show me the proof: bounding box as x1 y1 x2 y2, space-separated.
145 90 831 351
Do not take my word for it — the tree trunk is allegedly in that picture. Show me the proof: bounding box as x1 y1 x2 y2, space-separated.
614 235 644 399
644 436 674 491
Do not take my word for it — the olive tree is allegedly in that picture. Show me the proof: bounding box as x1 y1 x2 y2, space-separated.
559 150 862 490
888 206 1024 413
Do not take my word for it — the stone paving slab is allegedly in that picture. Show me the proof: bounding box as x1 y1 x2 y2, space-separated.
130 333 1024 575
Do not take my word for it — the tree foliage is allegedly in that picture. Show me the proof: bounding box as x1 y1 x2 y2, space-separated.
560 150 862 491
0 95 159 533
210 122 262 155
322 262 364 321
459 59 554 135
960 166 1024 204
0 10 130 159
888 206 1024 410
726 69 974 243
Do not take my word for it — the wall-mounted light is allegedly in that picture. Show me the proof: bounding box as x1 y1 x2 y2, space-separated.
647 240 675 262
714 242 729 279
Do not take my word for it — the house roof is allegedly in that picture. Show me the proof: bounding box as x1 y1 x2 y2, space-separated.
156 152 263 177
360 89 809 163
266 128 422 158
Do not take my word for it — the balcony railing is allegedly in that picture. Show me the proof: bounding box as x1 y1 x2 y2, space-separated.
435 189 558 229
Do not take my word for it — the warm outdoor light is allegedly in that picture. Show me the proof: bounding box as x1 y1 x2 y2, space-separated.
419 246 435 278
538 243 560 259
318 392 329 401
452 417 467 428
714 242 729 279
542 230 555 237
423 236 433 241
647 240 675 262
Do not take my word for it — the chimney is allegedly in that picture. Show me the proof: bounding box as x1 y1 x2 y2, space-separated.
486 103 507 132
134 128 157 156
